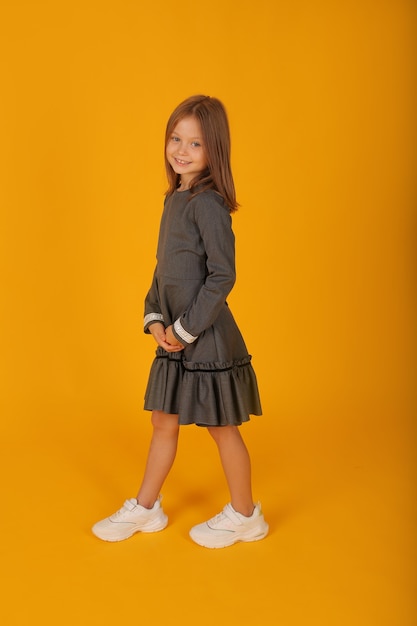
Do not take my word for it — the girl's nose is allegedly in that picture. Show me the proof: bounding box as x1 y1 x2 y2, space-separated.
177 142 188 155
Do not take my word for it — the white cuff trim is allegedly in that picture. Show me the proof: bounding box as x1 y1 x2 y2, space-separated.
144 313 164 328
174 318 198 344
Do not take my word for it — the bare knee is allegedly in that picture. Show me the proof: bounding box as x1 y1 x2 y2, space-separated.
207 424 238 444
151 410 179 436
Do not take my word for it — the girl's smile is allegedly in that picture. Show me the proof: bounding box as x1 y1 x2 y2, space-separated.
174 158 191 166
166 116 207 189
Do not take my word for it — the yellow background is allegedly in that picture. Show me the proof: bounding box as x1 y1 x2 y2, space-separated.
0 1 415 624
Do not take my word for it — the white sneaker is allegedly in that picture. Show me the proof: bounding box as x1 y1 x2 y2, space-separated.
189 502 269 548
92 496 168 542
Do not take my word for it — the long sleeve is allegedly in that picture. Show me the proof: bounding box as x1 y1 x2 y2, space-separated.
172 193 236 345
143 267 164 333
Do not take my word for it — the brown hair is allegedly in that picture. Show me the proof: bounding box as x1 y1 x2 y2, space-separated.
164 95 238 212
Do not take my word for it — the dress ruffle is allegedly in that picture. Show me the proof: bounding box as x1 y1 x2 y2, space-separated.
144 348 262 426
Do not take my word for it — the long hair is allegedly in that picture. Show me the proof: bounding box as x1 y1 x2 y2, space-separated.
164 95 238 212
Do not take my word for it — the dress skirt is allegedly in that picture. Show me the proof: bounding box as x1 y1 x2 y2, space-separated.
144 347 262 427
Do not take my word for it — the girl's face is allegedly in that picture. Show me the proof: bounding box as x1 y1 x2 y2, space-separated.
166 116 207 188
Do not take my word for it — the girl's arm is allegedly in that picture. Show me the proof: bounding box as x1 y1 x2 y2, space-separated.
143 268 164 333
144 268 184 352
172 193 236 346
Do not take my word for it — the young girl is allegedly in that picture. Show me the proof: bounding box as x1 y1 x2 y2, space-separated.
92 95 268 549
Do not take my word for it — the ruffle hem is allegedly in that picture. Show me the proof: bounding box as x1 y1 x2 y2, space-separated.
144 348 262 426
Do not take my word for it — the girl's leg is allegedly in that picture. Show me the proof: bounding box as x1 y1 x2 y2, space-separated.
207 425 254 517
136 410 180 508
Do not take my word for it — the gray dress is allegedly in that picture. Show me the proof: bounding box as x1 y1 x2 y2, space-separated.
143 189 262 426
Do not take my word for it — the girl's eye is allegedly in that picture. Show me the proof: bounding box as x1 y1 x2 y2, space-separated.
171 136 180 142
191 142 201 148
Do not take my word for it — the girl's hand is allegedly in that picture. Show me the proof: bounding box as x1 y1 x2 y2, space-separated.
165 325 185 351
149 322 184 352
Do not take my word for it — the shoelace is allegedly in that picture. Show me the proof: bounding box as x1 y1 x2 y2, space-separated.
112 501 135 520
207 507 230 526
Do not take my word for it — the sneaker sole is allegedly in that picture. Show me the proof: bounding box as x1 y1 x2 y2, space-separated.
189 523 269 549
92 516 168 542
